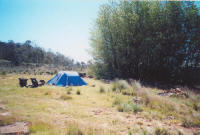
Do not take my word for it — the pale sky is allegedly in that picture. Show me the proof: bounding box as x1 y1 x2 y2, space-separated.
0 0 108 62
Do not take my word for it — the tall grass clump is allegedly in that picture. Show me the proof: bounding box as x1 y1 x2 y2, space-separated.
117 101 143 113
99 86 105 93
0 71 6 76
112 80 130 92
112 97 122 105
67 124 83 135
66 87 73 94
133 87 176 115
130 80 141 90
30 122 66 134
154 128 171 135
181 115 200 128
60 94 72 100
76 89 81 95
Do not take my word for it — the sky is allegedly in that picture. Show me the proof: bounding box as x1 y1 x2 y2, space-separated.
0 0 107 62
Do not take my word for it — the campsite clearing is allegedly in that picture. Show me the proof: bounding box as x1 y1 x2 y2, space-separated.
0 74 200 135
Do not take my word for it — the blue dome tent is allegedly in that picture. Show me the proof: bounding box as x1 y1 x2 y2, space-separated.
46 71 87 86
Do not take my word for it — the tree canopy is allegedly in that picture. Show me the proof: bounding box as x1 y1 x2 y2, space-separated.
90 1 200 85
0 40 86 70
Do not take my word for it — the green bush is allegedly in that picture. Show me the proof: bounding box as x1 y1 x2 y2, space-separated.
99 86 105 93
76 89 81 95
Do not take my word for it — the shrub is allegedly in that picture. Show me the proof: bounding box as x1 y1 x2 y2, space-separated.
117 102 143 113
67 90 71 95
76 89 81 95
44 92 51 95
112 80 129 92
54 70 58 74
0 71 6 76
113 97 121 105
122 88 136 96
99 86 105 93
154 128 171 135
50 72 54 75
131 80 141 90
112 85 117 91
60 94 72 100
117 105 124 112
193 103 200 111
67 124 83 135
132 104 143 113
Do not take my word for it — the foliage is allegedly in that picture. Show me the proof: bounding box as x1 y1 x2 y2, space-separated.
90 1 200 85
0 40 87 70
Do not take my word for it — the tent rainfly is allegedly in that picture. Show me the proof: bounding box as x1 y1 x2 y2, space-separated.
46 71 87 87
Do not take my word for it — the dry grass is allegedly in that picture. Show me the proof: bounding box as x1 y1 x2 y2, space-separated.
0 75 200 135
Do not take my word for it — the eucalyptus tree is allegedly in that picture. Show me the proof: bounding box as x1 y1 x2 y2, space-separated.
90 1 200 85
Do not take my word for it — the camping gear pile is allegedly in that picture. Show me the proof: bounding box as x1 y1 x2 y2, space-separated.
18 78 45 88
158 88 188 97
47 71 86 87
18 71 86 87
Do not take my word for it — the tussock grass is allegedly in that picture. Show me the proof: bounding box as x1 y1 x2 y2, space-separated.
112 80 129 92
99 86 105 93
154 128 171 135
117 102 143 113
76 89 81 95
0 74 200 134
112 96 122 105
66 87 73 95
60 94 73 100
